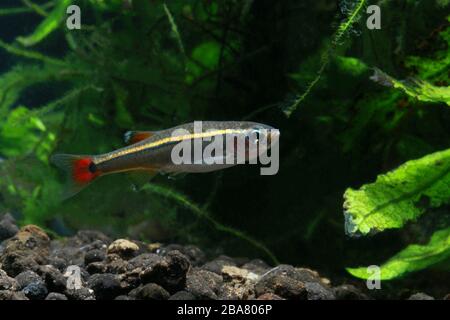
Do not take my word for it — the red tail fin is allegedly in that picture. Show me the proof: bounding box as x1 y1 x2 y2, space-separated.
51 154 101 198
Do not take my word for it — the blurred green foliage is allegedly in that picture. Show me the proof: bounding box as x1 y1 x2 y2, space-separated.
0 0 449 285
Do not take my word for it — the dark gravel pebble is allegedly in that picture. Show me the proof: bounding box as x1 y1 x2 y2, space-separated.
169 290 197 300
36 265 67 292
304 282 335 300
332 284 370 300
45 292 68 300
0 290 29 300
408 292 435 300
241 259 270 275
15 271 42 289
129 253 162 269
201 257 237 275
185 269 221 300
65 287 95 300
0 269 18 291
73 230 111 246
22 281 48 300
255 266 308 299
140 250 190 293
88 273 122 300
115 295 133 300
257 293 284 300
15 270 49 299
84 249 106 265
129 283 170 300
161 244 206 266
0 214 19 241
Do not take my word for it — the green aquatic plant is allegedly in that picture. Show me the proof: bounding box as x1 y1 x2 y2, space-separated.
344 14 450 280
347 227 450 280
0 2 54 17
283 0 367 117
344 148 450 236
0 106 55 160
17 0 71 47
371 69 450 106
345 146 450 279
405 15 450 81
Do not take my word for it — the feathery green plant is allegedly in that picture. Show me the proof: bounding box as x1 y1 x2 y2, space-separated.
283 0 367 117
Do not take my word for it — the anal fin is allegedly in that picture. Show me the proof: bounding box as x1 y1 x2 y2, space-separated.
126 168 158 191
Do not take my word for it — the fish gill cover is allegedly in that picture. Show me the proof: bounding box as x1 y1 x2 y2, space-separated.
0 0 449 298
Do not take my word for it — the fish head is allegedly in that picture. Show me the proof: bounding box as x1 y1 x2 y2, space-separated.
240 122 280 159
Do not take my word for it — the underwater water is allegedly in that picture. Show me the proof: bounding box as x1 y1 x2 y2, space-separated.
0 0 449 301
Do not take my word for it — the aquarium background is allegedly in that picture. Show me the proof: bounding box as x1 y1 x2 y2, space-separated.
0 0 449 296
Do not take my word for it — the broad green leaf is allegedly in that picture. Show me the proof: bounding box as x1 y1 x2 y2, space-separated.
185 41 221 84
17 0 71 47
347 227 450 280
344 148 450 236
370 68 450 106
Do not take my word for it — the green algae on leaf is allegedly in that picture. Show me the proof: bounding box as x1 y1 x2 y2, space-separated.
347 227 450 280
370 68 450 106
344 148 450 236
17 0 71 47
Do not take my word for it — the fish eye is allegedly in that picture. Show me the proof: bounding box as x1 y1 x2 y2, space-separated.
249 128 266 143
257 127 268 136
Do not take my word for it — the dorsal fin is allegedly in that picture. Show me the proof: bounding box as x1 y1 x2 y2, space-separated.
124 131 155 145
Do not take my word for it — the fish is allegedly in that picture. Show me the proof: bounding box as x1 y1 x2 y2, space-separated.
51 121 280 198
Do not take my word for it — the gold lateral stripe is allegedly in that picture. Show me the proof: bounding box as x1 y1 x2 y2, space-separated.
96 129 247 163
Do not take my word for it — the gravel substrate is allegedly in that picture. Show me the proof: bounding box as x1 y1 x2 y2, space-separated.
0 213 443 300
